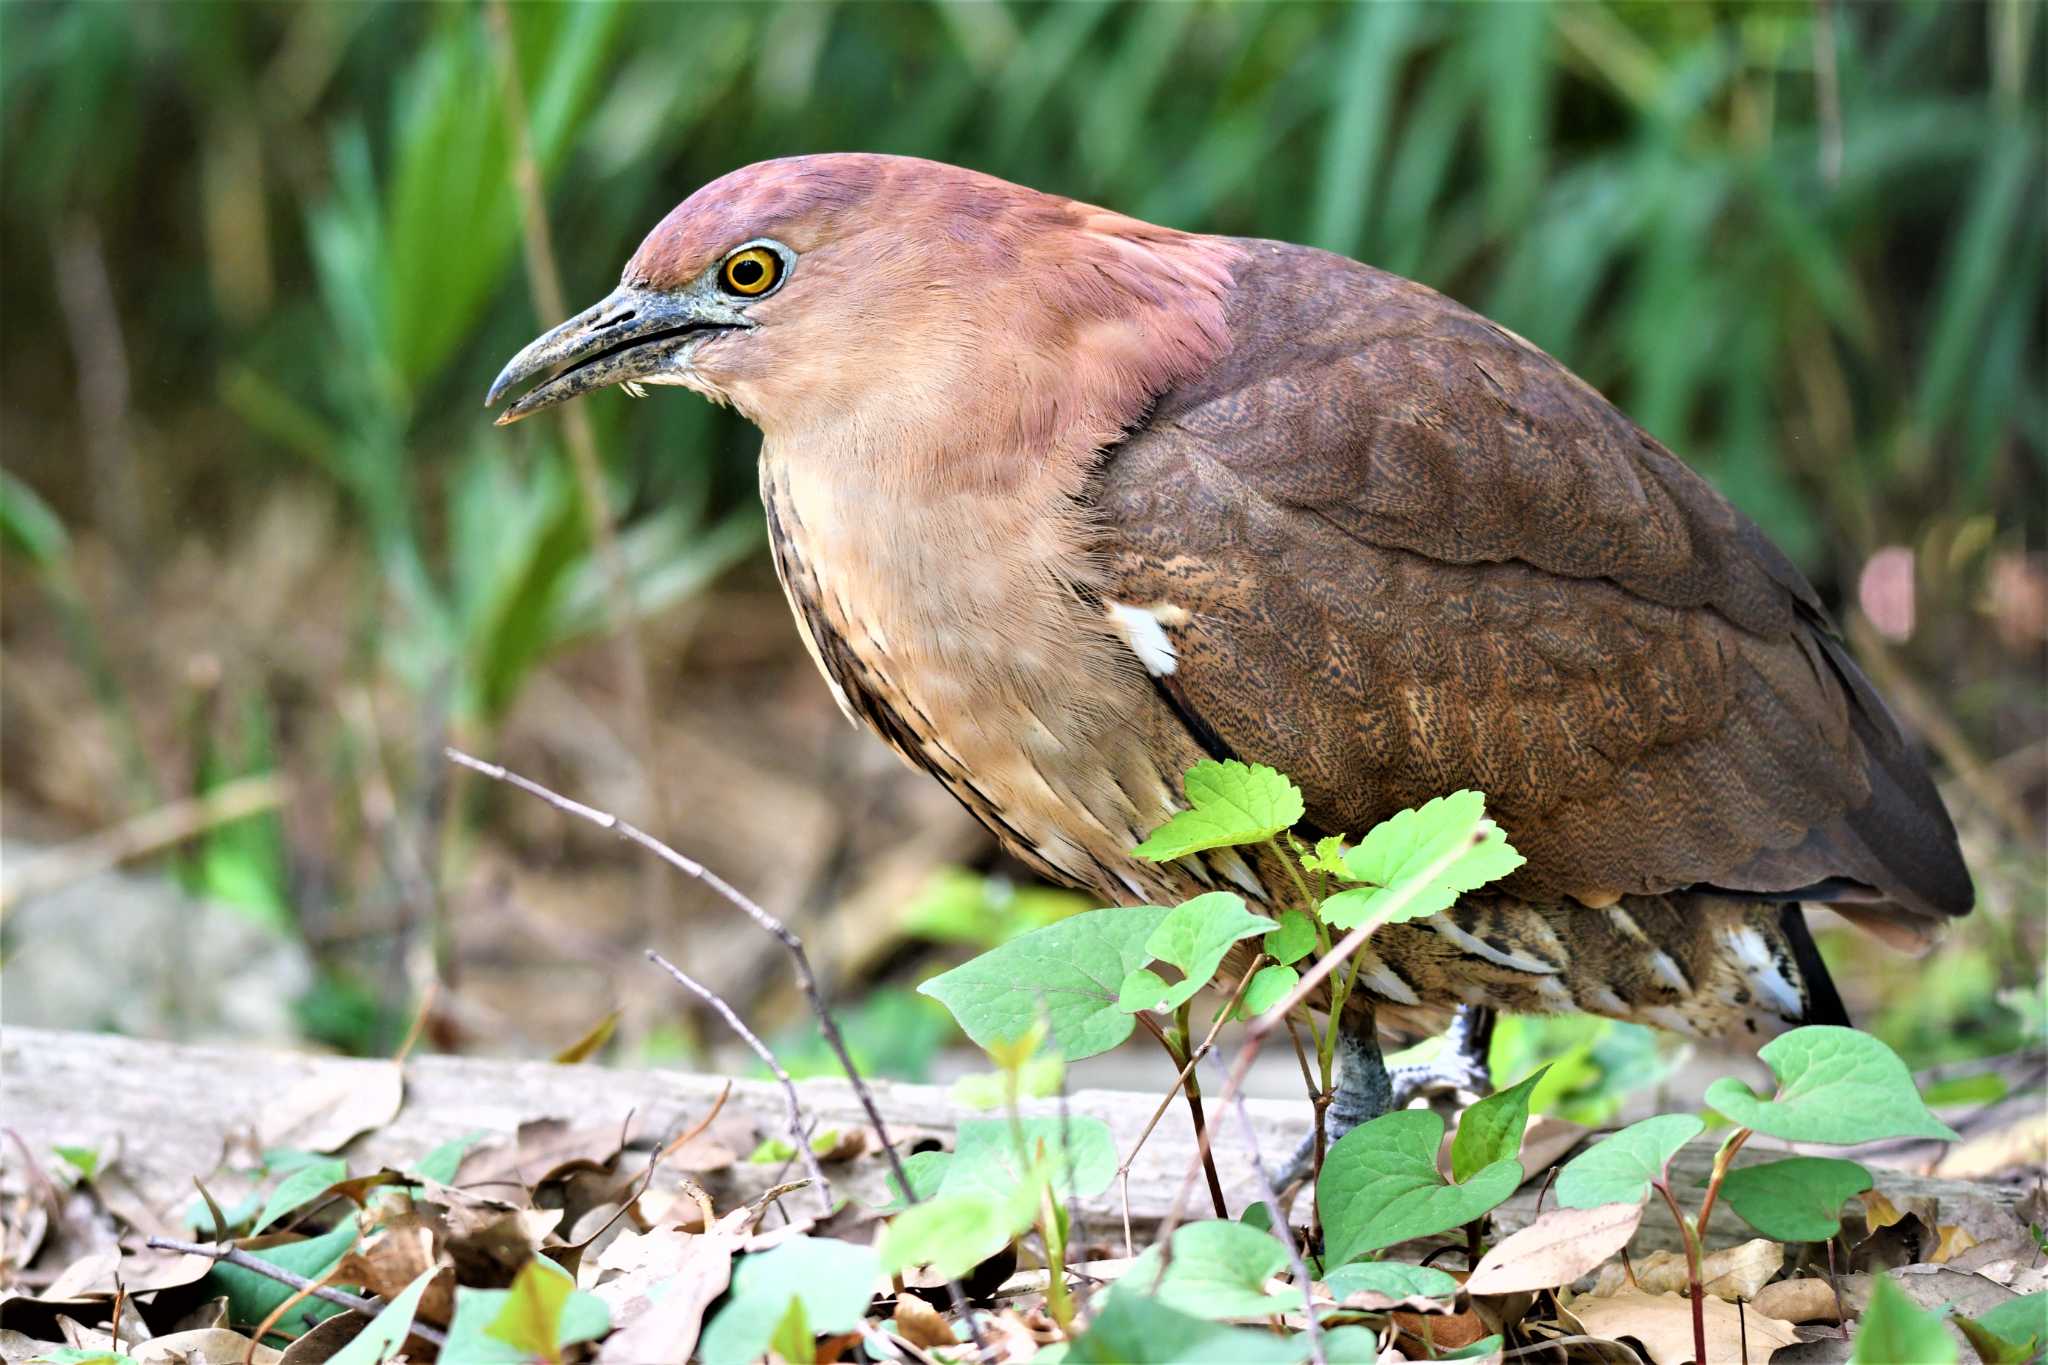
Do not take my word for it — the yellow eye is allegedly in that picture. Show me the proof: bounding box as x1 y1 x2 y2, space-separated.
720 246 781 297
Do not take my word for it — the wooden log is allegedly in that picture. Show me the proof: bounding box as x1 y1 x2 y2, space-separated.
0 1027 2021 1259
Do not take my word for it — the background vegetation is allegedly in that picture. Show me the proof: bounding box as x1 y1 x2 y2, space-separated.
2 1 2041 1112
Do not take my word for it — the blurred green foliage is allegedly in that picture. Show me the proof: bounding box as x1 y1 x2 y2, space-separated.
1 1 2041 1064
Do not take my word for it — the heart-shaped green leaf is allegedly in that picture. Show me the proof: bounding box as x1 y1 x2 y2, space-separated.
1321 1260 1460 1307
1450 1066 1548 1184
1132 761 1305 861
1317 1109 1523 1265
1720 1156 1874 1241
1554 1114 1703 1208
701 1236 882 1364
1237 965 1299 1018
1705 1026 1959 1144
1117 892 1272 1015
1126 1220 1297 1320
1265 909 1317 965
920 905 1170 1059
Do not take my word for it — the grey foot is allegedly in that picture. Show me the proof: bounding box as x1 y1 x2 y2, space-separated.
1268 1006 1496 1192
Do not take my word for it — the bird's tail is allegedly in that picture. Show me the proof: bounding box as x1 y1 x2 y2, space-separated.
1777 902 1851 1028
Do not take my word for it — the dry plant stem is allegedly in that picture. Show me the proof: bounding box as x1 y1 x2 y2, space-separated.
646 950 833 1216
1115 960 1264 1197
0 772 290 916
249 1262 340 1362
145 1236 449 1348
481 0 670 934
1653 1179 1708 1365
1154 826 1489 1256
1228 1094 1325 1365
444 748 985 1343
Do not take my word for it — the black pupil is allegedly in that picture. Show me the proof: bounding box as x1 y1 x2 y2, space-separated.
731 257 765 288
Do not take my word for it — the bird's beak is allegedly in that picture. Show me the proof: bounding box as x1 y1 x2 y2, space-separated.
485 285 733 425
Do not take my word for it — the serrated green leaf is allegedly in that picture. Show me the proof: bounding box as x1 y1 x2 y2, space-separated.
1322 791 1523 930
919 905 1171 1059
1321 1260 1460 1304
699 1236 880 1365
1238 965 1298 1017
1118 892 1271 1015
1302 836 1351 877
327 1265 438 1365
1317 1109 1523 1265
251 1157 348 1235
1450 1066 1548 1184
1555 1114 1703 1208
1265 909 1317 965
1705 1026 1960 1144
1851 1273 1958 1364
1126 1220 1297 1319
1132 760 1304 861
1720 1156 1874 1242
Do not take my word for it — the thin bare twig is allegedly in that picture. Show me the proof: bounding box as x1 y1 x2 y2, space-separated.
647 950 832 1215
445 747 985 1344
1228 1095 1324 1365
145 1236 447 1347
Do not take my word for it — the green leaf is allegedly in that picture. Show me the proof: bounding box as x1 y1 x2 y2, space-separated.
251 1157 348 1235
327 1266 438 1365
1065 1285 1307 1364
415 1131 489 1186
877 1187 1027 1279
485 1258 572 1362
1132 760 1305 861
919 905 1171 1060
1555 1114 1703 1208
438 1267 608 1365
949 1054 1065 1109
1450 1066 1548 1184
1265 909 1317 966
0 468 68 568
946 1117 1117 1203
1440 1336 1507 1360
1851 1273 1958 1364
1322 791 1523 930
1301 836 1351 877
875 1149 951 1212
698 1236 880 1365
204 1221 358 1337
765 1296 811 1365
1720 1156 1874 1242
1705 1026 1960 1144
1238 965 1299 1018
1317 1109 1523 1265
25 1351 137 1365
1118 892 1271 1014
53 1146 100 1182
1125 1220 1297 1319
1968 1293 2047 1358
1321 1260 1460 1304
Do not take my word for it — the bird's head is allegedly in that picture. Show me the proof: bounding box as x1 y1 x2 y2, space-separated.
487 154 1238 487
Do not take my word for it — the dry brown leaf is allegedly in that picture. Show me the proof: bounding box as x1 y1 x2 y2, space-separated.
1942 1233 2042 1285
460 1117 630 1192
1931 1112 2048 1180
1861 1188 1936 1235
893 1292 956 1349
132 1327 283 1364
276 1309 368 1365
553 1009 622 1065
0 1329 53 1365
1468 1203 1643 1295
1750 1277 1841 1324
258 1061 404 1153
1518 1115 1596 1179
1842 1265 2022 1321
1931 1223 1979 1264
42 1249 119 1300
1699 1238 1783 1300
1572 1289 1800 1365
593 1219 742 1365
335 1223 446 1318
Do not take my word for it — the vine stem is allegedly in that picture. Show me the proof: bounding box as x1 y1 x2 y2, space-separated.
1694 1126 1752 1242
1654 1179 1708 1365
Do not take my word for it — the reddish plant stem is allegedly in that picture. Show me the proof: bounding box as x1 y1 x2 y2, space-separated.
1654 1179 1708 1365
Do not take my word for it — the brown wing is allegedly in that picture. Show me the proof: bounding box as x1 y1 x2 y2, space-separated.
1092 240 1971 930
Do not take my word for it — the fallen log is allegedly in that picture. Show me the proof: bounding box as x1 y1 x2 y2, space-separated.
1 1026 2023 1260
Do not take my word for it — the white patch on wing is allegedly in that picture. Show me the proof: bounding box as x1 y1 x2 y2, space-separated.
1355 955 1421 1005
1647 949 1691 993
1208 847 1267 899
1726 925 1803 1017
1425 914 1559 975
1106 601 1179 677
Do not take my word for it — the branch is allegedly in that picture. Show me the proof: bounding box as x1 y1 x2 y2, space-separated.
647 950 832 1215
144 1236 447 1347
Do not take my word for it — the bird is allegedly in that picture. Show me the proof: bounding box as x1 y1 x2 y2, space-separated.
486 153 1972 1176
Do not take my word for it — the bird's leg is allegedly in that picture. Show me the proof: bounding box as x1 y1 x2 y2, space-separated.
1387 1004 1496 1109
1270 1004 1393 1191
